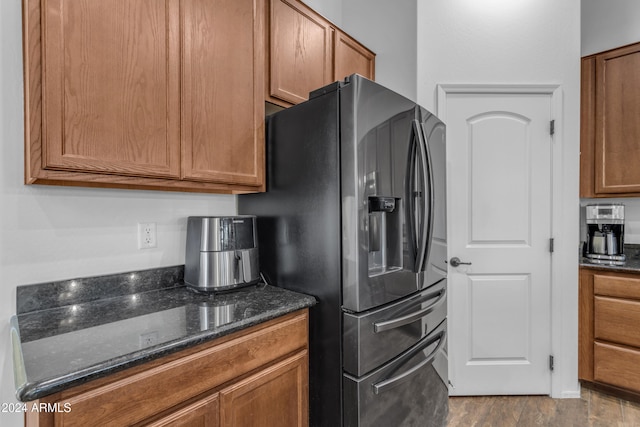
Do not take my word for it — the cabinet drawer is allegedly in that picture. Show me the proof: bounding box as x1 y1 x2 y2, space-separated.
594 341 640 393
595 296 640 348
52 311 308 427
594 274 640 300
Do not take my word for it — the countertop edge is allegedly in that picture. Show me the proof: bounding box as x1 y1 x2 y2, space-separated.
579 244 640 274
579 262 640 274
13 296 315 402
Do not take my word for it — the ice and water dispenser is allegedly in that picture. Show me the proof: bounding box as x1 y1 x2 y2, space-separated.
368 196 402 276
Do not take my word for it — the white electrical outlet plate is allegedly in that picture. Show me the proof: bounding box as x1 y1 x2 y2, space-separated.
138 222 157 249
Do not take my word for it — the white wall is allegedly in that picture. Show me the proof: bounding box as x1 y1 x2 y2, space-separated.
304 0 418 102
582 0 640 56
0 1 236 424
416 0 581 398
342 0 417 101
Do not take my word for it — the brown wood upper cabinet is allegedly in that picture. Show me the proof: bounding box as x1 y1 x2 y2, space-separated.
24 0 265 194
581 41 640 197
267 0 375 107
334 29 376 84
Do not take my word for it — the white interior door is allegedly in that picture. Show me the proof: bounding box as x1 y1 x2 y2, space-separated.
439 87 554 395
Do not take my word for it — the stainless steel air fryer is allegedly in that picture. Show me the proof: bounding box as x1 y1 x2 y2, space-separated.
185 216 259 292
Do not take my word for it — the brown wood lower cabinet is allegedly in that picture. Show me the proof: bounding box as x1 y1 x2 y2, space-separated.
25 310 309 427
146 393 220 427
220 352 308 427
579 268 640 399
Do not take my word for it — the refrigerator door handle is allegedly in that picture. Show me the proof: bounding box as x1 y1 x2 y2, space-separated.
413 120 430 273
405 122 419 271
421 121 437 274
372 322 447 395
372 286 446 333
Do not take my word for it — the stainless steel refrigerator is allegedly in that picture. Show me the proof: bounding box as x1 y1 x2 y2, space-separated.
238 75 448 427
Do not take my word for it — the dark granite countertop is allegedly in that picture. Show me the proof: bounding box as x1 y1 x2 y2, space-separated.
580 244 640 273
11 266 316 402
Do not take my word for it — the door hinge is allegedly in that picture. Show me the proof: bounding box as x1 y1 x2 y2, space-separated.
550 120 555 136
549 355 555 372
549 238 554 253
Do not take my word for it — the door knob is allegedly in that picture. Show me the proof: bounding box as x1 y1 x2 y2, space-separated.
449 257 472 267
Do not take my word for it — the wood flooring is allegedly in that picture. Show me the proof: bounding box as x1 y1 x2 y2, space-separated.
447 387 640 426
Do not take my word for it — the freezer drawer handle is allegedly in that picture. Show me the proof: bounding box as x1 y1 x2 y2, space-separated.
372 286 446 333
372 322 446 395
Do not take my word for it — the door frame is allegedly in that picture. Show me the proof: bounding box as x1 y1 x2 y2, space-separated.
437 84 569 398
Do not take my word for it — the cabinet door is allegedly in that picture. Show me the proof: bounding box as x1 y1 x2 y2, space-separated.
181 0 265 187
146 393 219 427
42 0 181 178
334 30 375 82
268 0 332 106
578 268 594 381
594 42 640 194
580 57 596 198
220 351 308 427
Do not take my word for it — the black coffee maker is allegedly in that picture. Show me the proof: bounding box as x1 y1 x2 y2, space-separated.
584 204 625 266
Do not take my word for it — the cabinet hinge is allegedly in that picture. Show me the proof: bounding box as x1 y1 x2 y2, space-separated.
549 238 554 253
549 355 555 372
550 120 555 136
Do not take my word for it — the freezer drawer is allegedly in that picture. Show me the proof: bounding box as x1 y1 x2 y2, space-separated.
343 320 448 427
343 279 446 376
